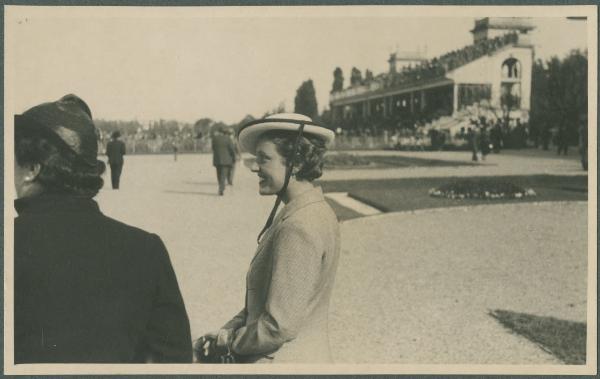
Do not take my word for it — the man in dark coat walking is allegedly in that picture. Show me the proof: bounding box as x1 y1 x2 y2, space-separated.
467 127 479 161
211 127 237 195
106 131 126 189
14 94 192 363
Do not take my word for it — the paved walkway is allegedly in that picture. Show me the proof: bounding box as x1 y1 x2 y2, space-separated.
94 150 588 364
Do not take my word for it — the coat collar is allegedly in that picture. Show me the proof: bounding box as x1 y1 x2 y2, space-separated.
276 186 325 223
14 194 100 215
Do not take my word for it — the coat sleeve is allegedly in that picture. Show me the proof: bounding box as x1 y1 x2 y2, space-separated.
143 234 193 362
222 308 246 331
230 224 322 356
228 139 237 161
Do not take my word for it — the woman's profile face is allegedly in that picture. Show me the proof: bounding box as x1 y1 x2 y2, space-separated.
251 138 287 196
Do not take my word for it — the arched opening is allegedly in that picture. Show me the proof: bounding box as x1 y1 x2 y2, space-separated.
501 58 521 79
500 58 522 111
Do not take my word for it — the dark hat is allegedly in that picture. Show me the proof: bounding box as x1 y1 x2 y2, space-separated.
15 94 99 167
112 130 121 139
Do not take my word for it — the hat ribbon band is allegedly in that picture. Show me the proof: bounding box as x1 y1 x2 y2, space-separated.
238 118 321 137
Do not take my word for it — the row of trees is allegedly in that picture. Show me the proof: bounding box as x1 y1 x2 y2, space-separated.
331 66 373 92
94 77 325 154
530 49 587 145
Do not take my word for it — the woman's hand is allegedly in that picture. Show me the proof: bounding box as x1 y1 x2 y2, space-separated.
193 329 236 363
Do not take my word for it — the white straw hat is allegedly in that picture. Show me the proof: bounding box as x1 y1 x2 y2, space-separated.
237 113 335 154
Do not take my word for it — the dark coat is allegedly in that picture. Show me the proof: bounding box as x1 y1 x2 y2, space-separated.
106 139 126 165
14 195 192 363
211 134 236 167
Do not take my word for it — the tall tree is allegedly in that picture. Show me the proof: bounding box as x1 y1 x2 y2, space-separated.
294 79 319 120
194 118 214 138
561 50 587 143
530 50 587 144
530 59 550 136
320 108 332 129
331 67 344 92
365 69 374 82
350 67 363 86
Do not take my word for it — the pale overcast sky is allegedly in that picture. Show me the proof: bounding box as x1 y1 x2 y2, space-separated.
5 6 592 125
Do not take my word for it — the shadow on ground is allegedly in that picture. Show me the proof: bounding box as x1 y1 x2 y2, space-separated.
489 309 586 364
163 190 220 197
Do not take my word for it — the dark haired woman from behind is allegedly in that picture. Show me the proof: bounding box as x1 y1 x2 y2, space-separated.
195 113 340 363
14 94 192 363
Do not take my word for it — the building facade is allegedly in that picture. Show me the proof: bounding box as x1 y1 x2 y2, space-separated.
329 17 535 133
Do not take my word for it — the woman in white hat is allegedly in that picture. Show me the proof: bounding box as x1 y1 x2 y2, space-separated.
195 113 340 363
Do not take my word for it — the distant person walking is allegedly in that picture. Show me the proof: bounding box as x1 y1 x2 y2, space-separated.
224 128 241 186
173 142 179 161
467 127 478 161
211 127 237 196
479 126 490 161
491 120 502 153
106 131 126 189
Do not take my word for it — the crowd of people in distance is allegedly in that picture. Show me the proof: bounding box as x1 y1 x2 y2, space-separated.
355 32 520 90
457 117 528 161
335 111 584 161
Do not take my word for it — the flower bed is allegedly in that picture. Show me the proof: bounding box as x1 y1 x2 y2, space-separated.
429 178 536 200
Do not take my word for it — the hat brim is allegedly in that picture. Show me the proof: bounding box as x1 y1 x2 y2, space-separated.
238 121 335 154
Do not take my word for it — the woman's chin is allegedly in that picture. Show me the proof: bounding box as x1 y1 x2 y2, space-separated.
258 185 276 196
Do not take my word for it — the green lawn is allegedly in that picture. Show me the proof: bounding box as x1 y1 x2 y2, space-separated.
319 175 587 217
489 310 586 364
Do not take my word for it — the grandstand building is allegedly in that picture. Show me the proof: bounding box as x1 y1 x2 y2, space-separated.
329 17 535 133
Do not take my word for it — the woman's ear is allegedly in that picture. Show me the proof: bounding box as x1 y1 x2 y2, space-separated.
291 164 303 176
24 163 41 182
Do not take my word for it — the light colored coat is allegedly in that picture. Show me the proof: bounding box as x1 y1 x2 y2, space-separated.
223 186 340 363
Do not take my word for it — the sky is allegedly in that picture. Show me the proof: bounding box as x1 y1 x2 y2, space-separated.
5 6 592 125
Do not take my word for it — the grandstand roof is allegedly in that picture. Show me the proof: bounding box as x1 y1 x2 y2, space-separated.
471 17 535 34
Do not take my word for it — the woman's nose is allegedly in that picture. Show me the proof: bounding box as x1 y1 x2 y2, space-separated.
250 160 259 172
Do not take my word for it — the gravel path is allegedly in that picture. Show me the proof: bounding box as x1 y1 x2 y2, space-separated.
330 201 587 363
93 153 588 364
